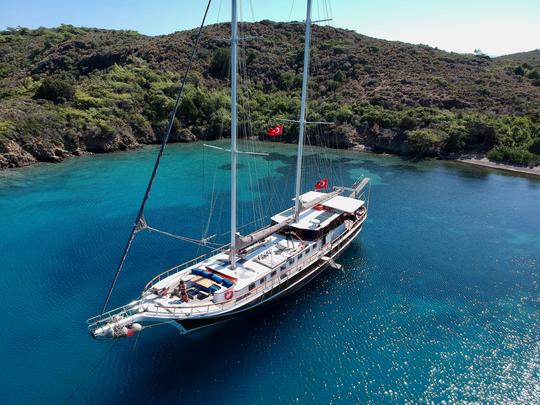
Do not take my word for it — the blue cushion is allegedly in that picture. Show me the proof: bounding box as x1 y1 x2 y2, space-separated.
192 268 204 276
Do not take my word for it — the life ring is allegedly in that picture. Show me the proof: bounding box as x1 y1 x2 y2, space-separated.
224 290 234 300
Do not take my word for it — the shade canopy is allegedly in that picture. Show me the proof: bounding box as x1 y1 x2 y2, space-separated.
321 195 364 213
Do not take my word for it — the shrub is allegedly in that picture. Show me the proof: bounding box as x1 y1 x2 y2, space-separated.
208 48 230 79
527 69 540 80
35 77 75 103
529 137 540 154
487 146 540 167
514 66 525 76
326 80 339 91
434 77 449 87
406 128 448 155
333 70 345 82
398 115 417 130
277 71 295 91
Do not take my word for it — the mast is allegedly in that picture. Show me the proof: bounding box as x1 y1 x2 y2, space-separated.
229 0 238 268
293 0 313 222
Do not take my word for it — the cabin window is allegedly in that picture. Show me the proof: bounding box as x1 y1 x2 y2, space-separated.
288 259 294 265
280 265 286 272
298 254 303 259
271 271 277 277
249 283 255 291
259 278 265 284
280 273 287 279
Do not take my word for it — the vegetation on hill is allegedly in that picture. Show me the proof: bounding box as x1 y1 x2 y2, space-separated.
1 23 539 168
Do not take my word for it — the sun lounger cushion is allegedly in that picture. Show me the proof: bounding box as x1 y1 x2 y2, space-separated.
197 292 209 300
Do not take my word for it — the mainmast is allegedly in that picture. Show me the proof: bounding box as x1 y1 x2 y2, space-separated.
293 0 313 222
229 0 239 268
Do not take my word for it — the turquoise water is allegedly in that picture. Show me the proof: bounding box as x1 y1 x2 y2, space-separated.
1 142 539 403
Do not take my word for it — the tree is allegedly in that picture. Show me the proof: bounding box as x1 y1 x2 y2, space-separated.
208 48 230 79
474 49 490 60
526 69 540 80
34 77 75 103
514 66 526 76
407 129 447 155
529 137 540 154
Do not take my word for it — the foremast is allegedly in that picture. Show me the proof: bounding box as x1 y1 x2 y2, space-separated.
293 0 313 222
229 0 239 269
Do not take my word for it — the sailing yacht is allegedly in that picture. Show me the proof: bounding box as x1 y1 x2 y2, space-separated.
87 0 370 338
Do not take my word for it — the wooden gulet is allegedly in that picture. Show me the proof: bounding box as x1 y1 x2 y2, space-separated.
87 0 371 339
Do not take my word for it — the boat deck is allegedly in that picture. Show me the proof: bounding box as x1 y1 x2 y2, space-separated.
142 233 309 311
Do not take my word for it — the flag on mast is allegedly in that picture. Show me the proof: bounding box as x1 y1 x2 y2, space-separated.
314 179 328 190
267 124 284 137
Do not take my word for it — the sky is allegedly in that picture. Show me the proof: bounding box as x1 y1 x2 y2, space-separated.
1 0 539 56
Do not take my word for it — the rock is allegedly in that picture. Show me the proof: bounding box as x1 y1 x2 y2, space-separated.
83 126 138 152
22 140 70 163
326 123 359 148
0 138 38 168
361 123 416 155
170 128 197 143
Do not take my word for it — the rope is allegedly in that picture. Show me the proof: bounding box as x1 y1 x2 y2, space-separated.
141 320 178 330
63 341 118 404
288 0 296 21
145 226 221 248
100 0 213 315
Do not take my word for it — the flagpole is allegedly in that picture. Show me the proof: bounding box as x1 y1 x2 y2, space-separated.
293 0 313 222
229 0 238 269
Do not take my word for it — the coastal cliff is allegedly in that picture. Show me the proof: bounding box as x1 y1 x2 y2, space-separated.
1 23 539 169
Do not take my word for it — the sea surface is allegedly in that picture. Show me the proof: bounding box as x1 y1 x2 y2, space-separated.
1 141 539 403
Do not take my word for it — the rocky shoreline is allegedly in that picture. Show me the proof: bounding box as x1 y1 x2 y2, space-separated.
2 133 538 178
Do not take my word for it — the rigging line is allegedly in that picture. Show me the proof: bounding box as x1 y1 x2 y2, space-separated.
288 0 296 21
213 215 270 239
216 0 223 23
63 341 118 404
145 225 221 248
202 169 218 240
249 0 256 21
99 0 213 315
140 320 178 330
328 0 334 18
238 34 260 229
203 143 269 156
326 0 332 21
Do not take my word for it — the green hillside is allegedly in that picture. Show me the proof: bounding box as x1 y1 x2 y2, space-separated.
1 23 539 168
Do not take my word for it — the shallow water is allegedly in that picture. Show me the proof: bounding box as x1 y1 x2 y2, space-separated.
1 142 539 403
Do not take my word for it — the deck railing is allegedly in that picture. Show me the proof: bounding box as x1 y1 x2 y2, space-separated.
142 244 230 293
87 244 230 333
135 217 365 318
86 299 143 332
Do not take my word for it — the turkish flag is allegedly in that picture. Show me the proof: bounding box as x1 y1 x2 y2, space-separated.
314 179 328 190
267 125 284 137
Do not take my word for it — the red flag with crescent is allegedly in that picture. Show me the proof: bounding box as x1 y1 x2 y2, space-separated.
314 179 328 190
267 124 284 137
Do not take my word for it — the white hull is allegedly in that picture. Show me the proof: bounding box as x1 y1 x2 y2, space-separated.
88 192 368 338
174 219 364 334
